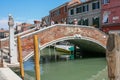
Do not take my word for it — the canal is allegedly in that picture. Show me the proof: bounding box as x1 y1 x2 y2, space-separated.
23 47 108 80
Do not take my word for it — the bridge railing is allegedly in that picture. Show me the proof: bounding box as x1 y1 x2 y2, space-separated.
0 24 108 61
1 25 36 41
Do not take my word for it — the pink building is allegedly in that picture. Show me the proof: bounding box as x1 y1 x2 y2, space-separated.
101 0 120 33
16 23 34 33
50 2 68 24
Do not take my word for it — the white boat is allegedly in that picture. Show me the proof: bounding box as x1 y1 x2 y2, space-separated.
55 45 74 53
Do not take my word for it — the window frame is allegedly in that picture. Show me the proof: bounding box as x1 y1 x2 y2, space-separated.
70 9 74 15
102 0 110 4
92 1 100 10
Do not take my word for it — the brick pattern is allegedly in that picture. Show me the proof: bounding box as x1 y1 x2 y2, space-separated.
1 25 108 59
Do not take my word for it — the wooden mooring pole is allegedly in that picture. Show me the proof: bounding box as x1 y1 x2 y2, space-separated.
106 33 120 80
17 36 24 80
0 40 3 67
33 35 41 80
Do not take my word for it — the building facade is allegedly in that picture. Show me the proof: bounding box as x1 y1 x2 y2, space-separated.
16 23 34 33
68 0 101 28
0 29 9 38
50 2 68 24
101 0 120 33
42 15 50 26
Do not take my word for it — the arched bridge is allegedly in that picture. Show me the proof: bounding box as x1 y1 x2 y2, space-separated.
0 24 108 61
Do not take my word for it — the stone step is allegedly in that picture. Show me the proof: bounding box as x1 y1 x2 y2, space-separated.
0 68 22 80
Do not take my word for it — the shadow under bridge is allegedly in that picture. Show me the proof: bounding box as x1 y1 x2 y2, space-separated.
67 38 106 58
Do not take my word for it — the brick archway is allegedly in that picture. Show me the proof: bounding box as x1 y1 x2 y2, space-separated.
0 24 108 61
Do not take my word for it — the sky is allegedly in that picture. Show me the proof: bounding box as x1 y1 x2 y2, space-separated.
0 0 85 30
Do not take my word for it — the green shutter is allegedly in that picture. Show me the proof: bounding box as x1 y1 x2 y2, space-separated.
78 20 82 25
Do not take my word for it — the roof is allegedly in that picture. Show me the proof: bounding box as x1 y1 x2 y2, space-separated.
0 30 8 33
68 0 96 8
17 23 33 28
50 2 69 13
68 0 81 6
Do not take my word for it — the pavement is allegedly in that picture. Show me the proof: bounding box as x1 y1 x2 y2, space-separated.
0 68 22 80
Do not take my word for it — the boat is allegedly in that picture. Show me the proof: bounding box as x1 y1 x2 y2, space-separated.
55 45 74 54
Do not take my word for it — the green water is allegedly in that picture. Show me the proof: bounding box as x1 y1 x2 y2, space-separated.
24 48 108 80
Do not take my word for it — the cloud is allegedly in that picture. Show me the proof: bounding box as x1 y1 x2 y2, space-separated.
0 18 22 30
16 17 35 23
0 17 35 30
0 18 9 30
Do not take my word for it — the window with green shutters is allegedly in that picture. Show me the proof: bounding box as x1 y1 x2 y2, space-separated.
76 5 88 14
78 20 82 25
83 19 88 26
76 7 82 13
92 17 100 28
78 19 88 26
92 2 100 10
83 5 89 12
70 9 74 15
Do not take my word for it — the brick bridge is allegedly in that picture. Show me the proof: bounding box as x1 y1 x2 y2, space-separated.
0 24 108 61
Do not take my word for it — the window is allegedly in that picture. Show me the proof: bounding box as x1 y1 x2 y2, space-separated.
83 5 89 12
92 2 100 10
93 17 100 28
83 19 89 26
87 5 89 11
78 20 82 25
70 9 74 15
0 32 5 38
103 0 109 4
78 19 88 26
64 6 67 12
55 10 60 16
76 7 82 13
76 5 88 14
102 11 110 23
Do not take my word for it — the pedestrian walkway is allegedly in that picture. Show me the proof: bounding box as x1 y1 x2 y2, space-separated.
0 68 22 80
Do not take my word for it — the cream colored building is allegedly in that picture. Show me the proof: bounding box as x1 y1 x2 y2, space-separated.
68 0 101 28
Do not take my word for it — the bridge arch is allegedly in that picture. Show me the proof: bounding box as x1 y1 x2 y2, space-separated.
1 24 108 61
24 36 107 61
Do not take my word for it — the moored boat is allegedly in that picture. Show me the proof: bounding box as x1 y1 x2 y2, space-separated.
55 45 74 53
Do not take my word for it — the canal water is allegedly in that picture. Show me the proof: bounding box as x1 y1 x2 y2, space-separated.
23 47 108 80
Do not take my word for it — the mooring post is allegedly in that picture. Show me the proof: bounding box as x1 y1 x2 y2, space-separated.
33 35 41 80
17 36 24 80
106 33 120 80
0 40 3 67
74 45 77 59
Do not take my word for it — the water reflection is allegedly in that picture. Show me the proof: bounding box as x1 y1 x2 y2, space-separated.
24 48 108 80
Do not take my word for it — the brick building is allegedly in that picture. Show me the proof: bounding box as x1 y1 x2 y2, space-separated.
101 0 120 33
42 15 50 26
0 29 9 38
68 0 101 28
50 2 69 24
16 23 34 33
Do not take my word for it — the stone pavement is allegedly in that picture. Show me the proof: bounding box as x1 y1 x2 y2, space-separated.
0 68 22 80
